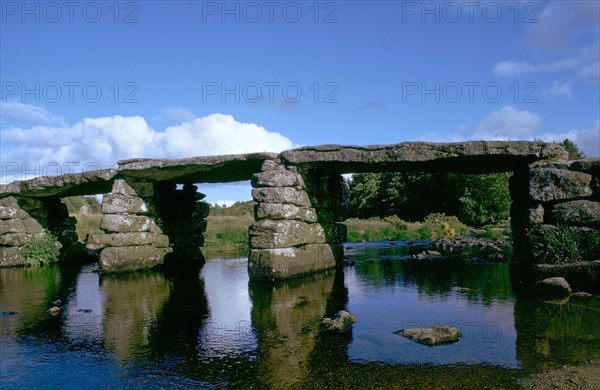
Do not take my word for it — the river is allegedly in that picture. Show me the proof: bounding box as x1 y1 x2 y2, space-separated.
1 241 599 389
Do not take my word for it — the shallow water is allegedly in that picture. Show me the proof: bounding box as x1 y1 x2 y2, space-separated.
1 241 599 388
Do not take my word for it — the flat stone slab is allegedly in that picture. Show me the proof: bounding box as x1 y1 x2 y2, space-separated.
118 152 277 183
280 141 567 174
0 169 117 198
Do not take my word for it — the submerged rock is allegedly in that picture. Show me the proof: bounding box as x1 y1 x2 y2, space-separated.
395 325 461 346
322 310 357 333
534 277 572 297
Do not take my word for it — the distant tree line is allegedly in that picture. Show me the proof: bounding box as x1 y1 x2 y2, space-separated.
348 171 512 227
347 139 584 227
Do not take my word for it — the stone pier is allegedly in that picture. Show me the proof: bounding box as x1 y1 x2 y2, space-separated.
96 179 209 273
515 159 600 290
0 196 77 266
248 160 348 280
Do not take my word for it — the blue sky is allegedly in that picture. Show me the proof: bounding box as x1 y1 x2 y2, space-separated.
1 0 599 204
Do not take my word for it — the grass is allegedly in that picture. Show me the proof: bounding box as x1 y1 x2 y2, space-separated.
530 225 600 264
346 213 470 242
204 214 253 254
74 213 103 240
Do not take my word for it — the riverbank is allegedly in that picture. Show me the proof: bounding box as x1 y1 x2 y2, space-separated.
518 359 600 389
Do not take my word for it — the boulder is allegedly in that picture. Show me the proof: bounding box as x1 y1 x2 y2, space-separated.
322 310 357 333
0 232 47 246
0 219 26 234
111 179 155 197
193 202 210 219
0 247 24 266
249 243 343 280
254 203 318 223
101 194 152 214
0 202 29 219
251 187 311 207
527 204 545 224
529 168 593 202
100 214 161 233
534 277 572 297
549 200 600 227
252 168 305 188
90 232 170 247
570 158 600 174
99 246 172 272
396 325 461 346
249 220 347 249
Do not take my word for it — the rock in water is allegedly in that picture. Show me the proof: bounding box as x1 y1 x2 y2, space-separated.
322 310 357 333
395 325 461 346
48 306 61 316
534 277 572 297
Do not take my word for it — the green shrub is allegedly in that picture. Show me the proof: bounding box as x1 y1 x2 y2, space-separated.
422 213 469 239
529 225 581 264
383 215 407 230
22 235 60 267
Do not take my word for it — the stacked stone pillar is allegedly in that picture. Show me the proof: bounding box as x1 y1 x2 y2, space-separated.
512 159 600 288
98 179 209 273
0 196 76 266
249 160 348 280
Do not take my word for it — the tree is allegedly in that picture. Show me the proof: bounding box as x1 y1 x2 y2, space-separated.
348 171 511 227
560 138 585 160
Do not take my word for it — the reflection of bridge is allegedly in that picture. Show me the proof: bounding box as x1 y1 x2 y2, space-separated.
1 141 598 281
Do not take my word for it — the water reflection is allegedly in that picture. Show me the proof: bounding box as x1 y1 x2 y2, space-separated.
249 268 347 387
101 271 173 358
344 242 518 367
515 294 600 371
2 242 600 388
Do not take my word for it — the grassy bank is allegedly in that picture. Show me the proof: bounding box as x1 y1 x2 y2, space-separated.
204 214 253 254
346 213 472 242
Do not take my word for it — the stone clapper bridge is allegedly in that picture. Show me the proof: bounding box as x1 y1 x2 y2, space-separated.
1 141 599 282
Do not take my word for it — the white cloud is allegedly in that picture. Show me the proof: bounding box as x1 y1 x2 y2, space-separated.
492 44 598 77
543 81 574 101
159 106 197 122
475 106 541 139
0 101 66 126
538 119 600 158
0 110 295 183
492 62 537 78
580 61 600 79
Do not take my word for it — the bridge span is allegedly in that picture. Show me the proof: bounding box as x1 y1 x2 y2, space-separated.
2 141 598 282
